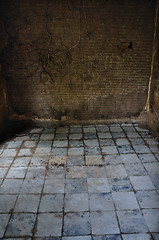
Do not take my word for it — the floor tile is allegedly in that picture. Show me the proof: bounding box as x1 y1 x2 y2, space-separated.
110 127 123 132
142 209 159 232
23 141 37 148
12 157 31 167
143 162 159 175
129 176 155 190
4 238 32 240
65 193 89 212
97 132 112 139
116 139 130 146
14 195 40 212
43 179 65 194
51 148 67 156
68 148 84 156
1 149 17 157
0 214 11 238
111 132 126 138
18 148 33 157
5 213 36 237
84 133 97 139
66 166 87 178
21 179 44 194
108 177 133 192
69 134 83 140
0 195 17 213
55 133 68 140
87 178 110 193
150 175 159 190
89 193 115 211
35 147 51 156
62 236 91 240
87 166 106 178
106 164 127 178
30 133 40 140
145 138 158 145
120 154 140 164
7 141 22 149
84 139 99 147
99 139 115 146
138 132 152 139
63 212 91 236
83 126 96 133
92 235 122 240
40 134 54 140
133 145 151 154
0 167 8 178
129 138 144 145
90 211 120 235
49 156 67 167
30 156 49 166
138 153 157 163
117 145 135 154
69 140 83 147
117 210 148 233
6 167 27 179
0 179 23 194
149 144 159 154
104 155 122 165
0 157 14 167
124 163 147 176
70 127 82 133
39 194 64 212
65 179 87 193
26 166 46 179
102 146 118 155
85 147 101 155
126 132 141 138
46 166 66 179
86 155 104 165
122 233 152 240
35 213 63 237
67 155 84 166
135 190 159 208
112 192 139 210
37 141 52 148
53 140 68 148
96 125 109 132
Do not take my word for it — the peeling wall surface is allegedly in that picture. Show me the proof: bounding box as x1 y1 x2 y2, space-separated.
0 0 156 121
150 10 159 129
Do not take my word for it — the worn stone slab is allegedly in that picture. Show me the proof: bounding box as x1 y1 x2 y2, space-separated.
90 211 120 235
63 212 91 236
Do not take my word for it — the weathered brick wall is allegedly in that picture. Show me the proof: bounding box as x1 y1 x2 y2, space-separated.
0 68 7 134
0 0 156 121
0 19 8 135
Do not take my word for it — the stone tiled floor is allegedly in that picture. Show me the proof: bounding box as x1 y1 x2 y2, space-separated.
0 123 159 240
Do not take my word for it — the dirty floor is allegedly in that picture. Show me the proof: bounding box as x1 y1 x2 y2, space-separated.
0 123 159 240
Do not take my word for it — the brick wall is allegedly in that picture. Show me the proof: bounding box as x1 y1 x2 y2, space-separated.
0 0 156 122
0 19 8 136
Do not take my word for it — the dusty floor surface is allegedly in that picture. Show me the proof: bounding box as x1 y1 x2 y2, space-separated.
0 123 159 240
